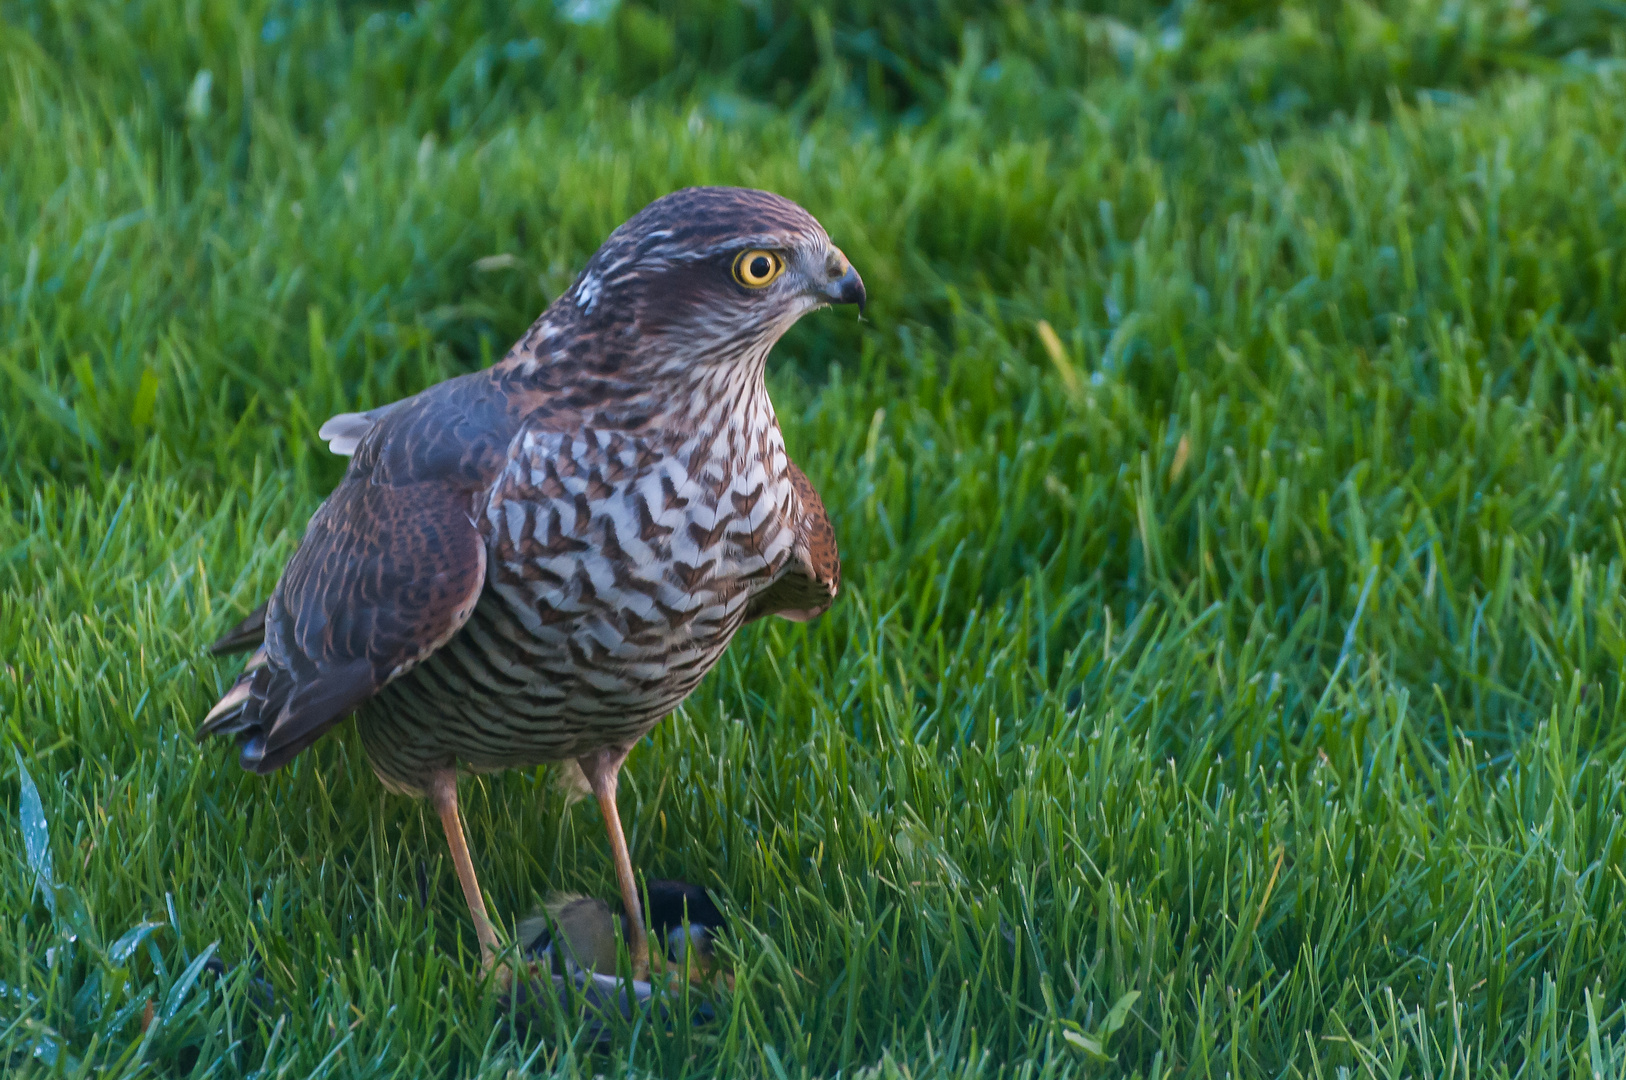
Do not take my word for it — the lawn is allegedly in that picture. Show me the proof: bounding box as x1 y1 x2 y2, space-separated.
4 0 1626 1075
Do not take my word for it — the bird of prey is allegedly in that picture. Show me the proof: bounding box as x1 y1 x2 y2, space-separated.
198 187 862 975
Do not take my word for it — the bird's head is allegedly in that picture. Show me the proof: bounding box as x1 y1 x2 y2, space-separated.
579 185 864 329
517 188 864 412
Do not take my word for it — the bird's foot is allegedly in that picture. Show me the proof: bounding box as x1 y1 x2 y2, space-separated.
484 953 514 990
477 927 527 992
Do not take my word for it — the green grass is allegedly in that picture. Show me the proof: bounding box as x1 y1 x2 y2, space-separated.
5 0 1626 1075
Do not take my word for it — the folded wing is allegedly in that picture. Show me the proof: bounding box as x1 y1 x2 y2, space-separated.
198 373 518 773
745 462 840 624
198 477 486 772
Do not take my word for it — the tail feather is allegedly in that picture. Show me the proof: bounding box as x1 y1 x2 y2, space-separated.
247 658 373 773
210 603 268 655
196 645 271 740
198 642 373 776
197 678 254 733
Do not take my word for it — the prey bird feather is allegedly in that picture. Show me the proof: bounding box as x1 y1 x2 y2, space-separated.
198 186 862 974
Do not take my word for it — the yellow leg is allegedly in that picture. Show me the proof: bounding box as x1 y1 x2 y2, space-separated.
577 747 650 980
427 769 502 969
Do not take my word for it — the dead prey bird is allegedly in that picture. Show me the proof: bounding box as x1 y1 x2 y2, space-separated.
199 188 860 975
505 879 730 1041
519 878 729 979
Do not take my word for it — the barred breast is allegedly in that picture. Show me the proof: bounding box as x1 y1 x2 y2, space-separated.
356 422 800 792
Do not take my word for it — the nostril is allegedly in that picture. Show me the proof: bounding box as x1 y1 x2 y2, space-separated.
826 252 847 279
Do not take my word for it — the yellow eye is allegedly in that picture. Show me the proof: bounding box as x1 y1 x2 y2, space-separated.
732 249 784 288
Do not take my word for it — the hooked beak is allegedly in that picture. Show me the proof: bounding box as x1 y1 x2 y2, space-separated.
822 249 867 315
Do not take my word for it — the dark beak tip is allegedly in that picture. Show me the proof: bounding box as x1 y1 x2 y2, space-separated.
830 267 867 314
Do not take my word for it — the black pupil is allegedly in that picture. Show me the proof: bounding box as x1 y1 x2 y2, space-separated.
749 255 771 279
